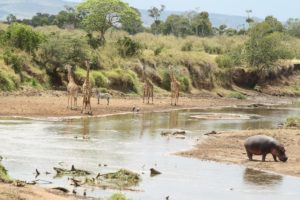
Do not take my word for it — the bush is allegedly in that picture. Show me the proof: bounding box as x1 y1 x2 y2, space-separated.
227 91 246 99
5 23 44 53
181 41 193 51
284 116 300 128
117 36 142 57
3 49 24 74
0 71 18 91
92 71 109 88
161 70 171 91
105 68 139 93
153 44 164 56
179 76 190 92
108 193 129 200
203 42 223 54
215 55 234 68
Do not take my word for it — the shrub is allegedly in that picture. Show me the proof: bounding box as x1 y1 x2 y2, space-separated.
0 71 18 91
108 193 129 200
161 70 171 91
284 116 300 128
179 76 190 92
181 41 193 51
215 55 234 68
92 71 109 88
105 68 139 93
5 23 44 53
227 91 246 99
117 36 142 57
154 45 164 56
202 42 223 54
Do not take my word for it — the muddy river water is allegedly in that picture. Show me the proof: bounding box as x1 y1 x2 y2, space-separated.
1 104 300 200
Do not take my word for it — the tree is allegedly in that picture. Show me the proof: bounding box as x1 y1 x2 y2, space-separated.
245 22 293 71
5 23 44 53
77 0 140 46
121 7 143 34
54 6 81 29
30 13 56 27
191 11 213 36
148 5 165 35
286 18 300 38
6 14 17 24
245 10 254 24
264 16 284 33
218 24 227 35
163 14 192 37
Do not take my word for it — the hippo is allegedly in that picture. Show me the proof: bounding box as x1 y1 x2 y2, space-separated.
244 135 288 162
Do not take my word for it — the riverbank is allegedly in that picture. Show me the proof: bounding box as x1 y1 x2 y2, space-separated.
0 180 88 200
0 89 293 119
180 129 300 177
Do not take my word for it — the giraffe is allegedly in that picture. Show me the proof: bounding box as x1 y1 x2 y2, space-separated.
65 64 79 109
169 65 180 106
141 61 154 104
81 61 92 114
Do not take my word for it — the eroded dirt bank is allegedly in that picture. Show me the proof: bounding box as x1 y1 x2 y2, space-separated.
181 129 300 177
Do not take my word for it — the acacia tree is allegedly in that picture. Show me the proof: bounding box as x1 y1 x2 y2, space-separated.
148 5 165 35
77 0 140 46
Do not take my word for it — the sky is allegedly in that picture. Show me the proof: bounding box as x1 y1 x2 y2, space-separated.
65 0 299 21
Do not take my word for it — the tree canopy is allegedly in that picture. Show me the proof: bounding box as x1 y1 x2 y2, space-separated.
77 0 140 45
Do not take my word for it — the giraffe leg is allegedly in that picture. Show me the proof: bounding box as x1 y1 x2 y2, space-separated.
143 89 145 103
67 94 70 109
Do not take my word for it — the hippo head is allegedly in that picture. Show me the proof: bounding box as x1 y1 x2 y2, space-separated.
276 144 288 162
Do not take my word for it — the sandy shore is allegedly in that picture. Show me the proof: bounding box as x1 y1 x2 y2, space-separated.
0 182 89 200
180 129 300 177
0 92 256 118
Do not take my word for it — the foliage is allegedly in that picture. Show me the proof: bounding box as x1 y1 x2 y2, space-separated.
0 70 19 91
245 20 293 70
154 45 164 56
181 41 193 51
179 76 190 92
191 12 213 37
108 193 129 200
227 91 246 99
121 7 143 34
215 54 234 68
163 14 192 37
286 18 300 38
104 169 140 188
202 42 223 54
92 71 109 88
77 0 140 45
117 36 142 57
0 163 11 181
105 68 140 93
161 70 171 91
5 23 44 53
284 116 300 128
54 6 81 29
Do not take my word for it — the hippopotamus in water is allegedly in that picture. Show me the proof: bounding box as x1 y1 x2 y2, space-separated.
244 135 288 162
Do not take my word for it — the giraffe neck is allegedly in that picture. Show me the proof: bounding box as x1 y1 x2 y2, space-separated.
68 69 76 84
86 66 90 84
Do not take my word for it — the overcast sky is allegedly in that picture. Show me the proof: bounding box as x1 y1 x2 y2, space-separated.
65 0 299 21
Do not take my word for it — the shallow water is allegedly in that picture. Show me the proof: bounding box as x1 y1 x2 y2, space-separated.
1 104 300 200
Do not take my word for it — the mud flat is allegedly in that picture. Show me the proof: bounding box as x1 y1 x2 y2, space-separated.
180 129 300 177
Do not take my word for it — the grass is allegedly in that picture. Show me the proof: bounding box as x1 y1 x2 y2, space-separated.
0 163 11 181
103 169 141 188
107 193 130 200
227 91 247 99
284 116 300 128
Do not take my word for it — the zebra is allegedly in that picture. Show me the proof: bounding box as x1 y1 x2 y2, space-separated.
94 88 111 105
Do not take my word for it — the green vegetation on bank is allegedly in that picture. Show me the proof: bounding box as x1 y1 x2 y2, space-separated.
284 116 300 128
1 0 300 96
0 163 11 181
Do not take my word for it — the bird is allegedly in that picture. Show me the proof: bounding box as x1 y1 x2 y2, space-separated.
132 106 136 112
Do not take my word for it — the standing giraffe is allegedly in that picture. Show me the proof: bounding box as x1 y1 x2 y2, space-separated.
65 64 79 109
142 61 154 104
81 61 92 114
169 66 180 106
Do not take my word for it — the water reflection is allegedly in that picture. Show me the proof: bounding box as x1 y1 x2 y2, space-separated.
243 168 283 186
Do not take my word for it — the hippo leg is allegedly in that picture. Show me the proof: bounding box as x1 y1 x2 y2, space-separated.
246 150 253 161
272 154 278 162
262 154 267 162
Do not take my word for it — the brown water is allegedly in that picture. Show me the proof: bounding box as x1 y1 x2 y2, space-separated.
1 105 300 200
